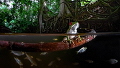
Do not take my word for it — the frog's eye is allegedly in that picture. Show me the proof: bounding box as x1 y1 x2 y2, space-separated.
69 22 72 26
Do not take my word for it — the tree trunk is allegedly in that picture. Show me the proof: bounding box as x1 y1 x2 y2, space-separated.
58 0 65 17
38 0 44 33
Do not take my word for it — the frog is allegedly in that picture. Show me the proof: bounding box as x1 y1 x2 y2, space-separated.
63 22 81 44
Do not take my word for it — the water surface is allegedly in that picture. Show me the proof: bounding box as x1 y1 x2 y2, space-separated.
0 33 120 68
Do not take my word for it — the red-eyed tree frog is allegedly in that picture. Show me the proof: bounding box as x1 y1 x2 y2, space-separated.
63 22 81 44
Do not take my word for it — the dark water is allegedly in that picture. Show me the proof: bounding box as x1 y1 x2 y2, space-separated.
0 33 120 68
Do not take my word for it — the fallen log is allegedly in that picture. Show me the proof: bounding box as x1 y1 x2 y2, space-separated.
0 35 95 52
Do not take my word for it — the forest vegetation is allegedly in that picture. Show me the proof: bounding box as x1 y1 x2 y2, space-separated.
0 0 120 33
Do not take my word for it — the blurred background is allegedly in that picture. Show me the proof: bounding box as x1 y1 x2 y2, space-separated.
0 0 120 33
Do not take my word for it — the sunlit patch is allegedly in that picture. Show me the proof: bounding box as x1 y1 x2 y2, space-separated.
53 38 58 41
39 42 44 44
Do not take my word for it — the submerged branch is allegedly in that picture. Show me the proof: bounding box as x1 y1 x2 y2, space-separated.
0 35 95 52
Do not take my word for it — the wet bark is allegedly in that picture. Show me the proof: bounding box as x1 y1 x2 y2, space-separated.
0 36 94 52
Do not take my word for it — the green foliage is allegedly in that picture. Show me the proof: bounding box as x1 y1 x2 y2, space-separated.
0 4 12 25
43 0 60 17
0 0 60 33
0 0 98 33
0 0 39 33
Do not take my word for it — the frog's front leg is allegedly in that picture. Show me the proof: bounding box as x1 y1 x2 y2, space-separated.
78 35 82 41
76 35 82 42
67 36 74 45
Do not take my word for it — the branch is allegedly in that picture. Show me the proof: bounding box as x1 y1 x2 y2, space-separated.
0 35 95 52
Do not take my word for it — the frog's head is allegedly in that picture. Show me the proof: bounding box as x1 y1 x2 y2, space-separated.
67 22 79 34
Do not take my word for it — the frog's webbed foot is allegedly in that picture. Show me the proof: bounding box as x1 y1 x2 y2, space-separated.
76 35 82 42
67 39 74 45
